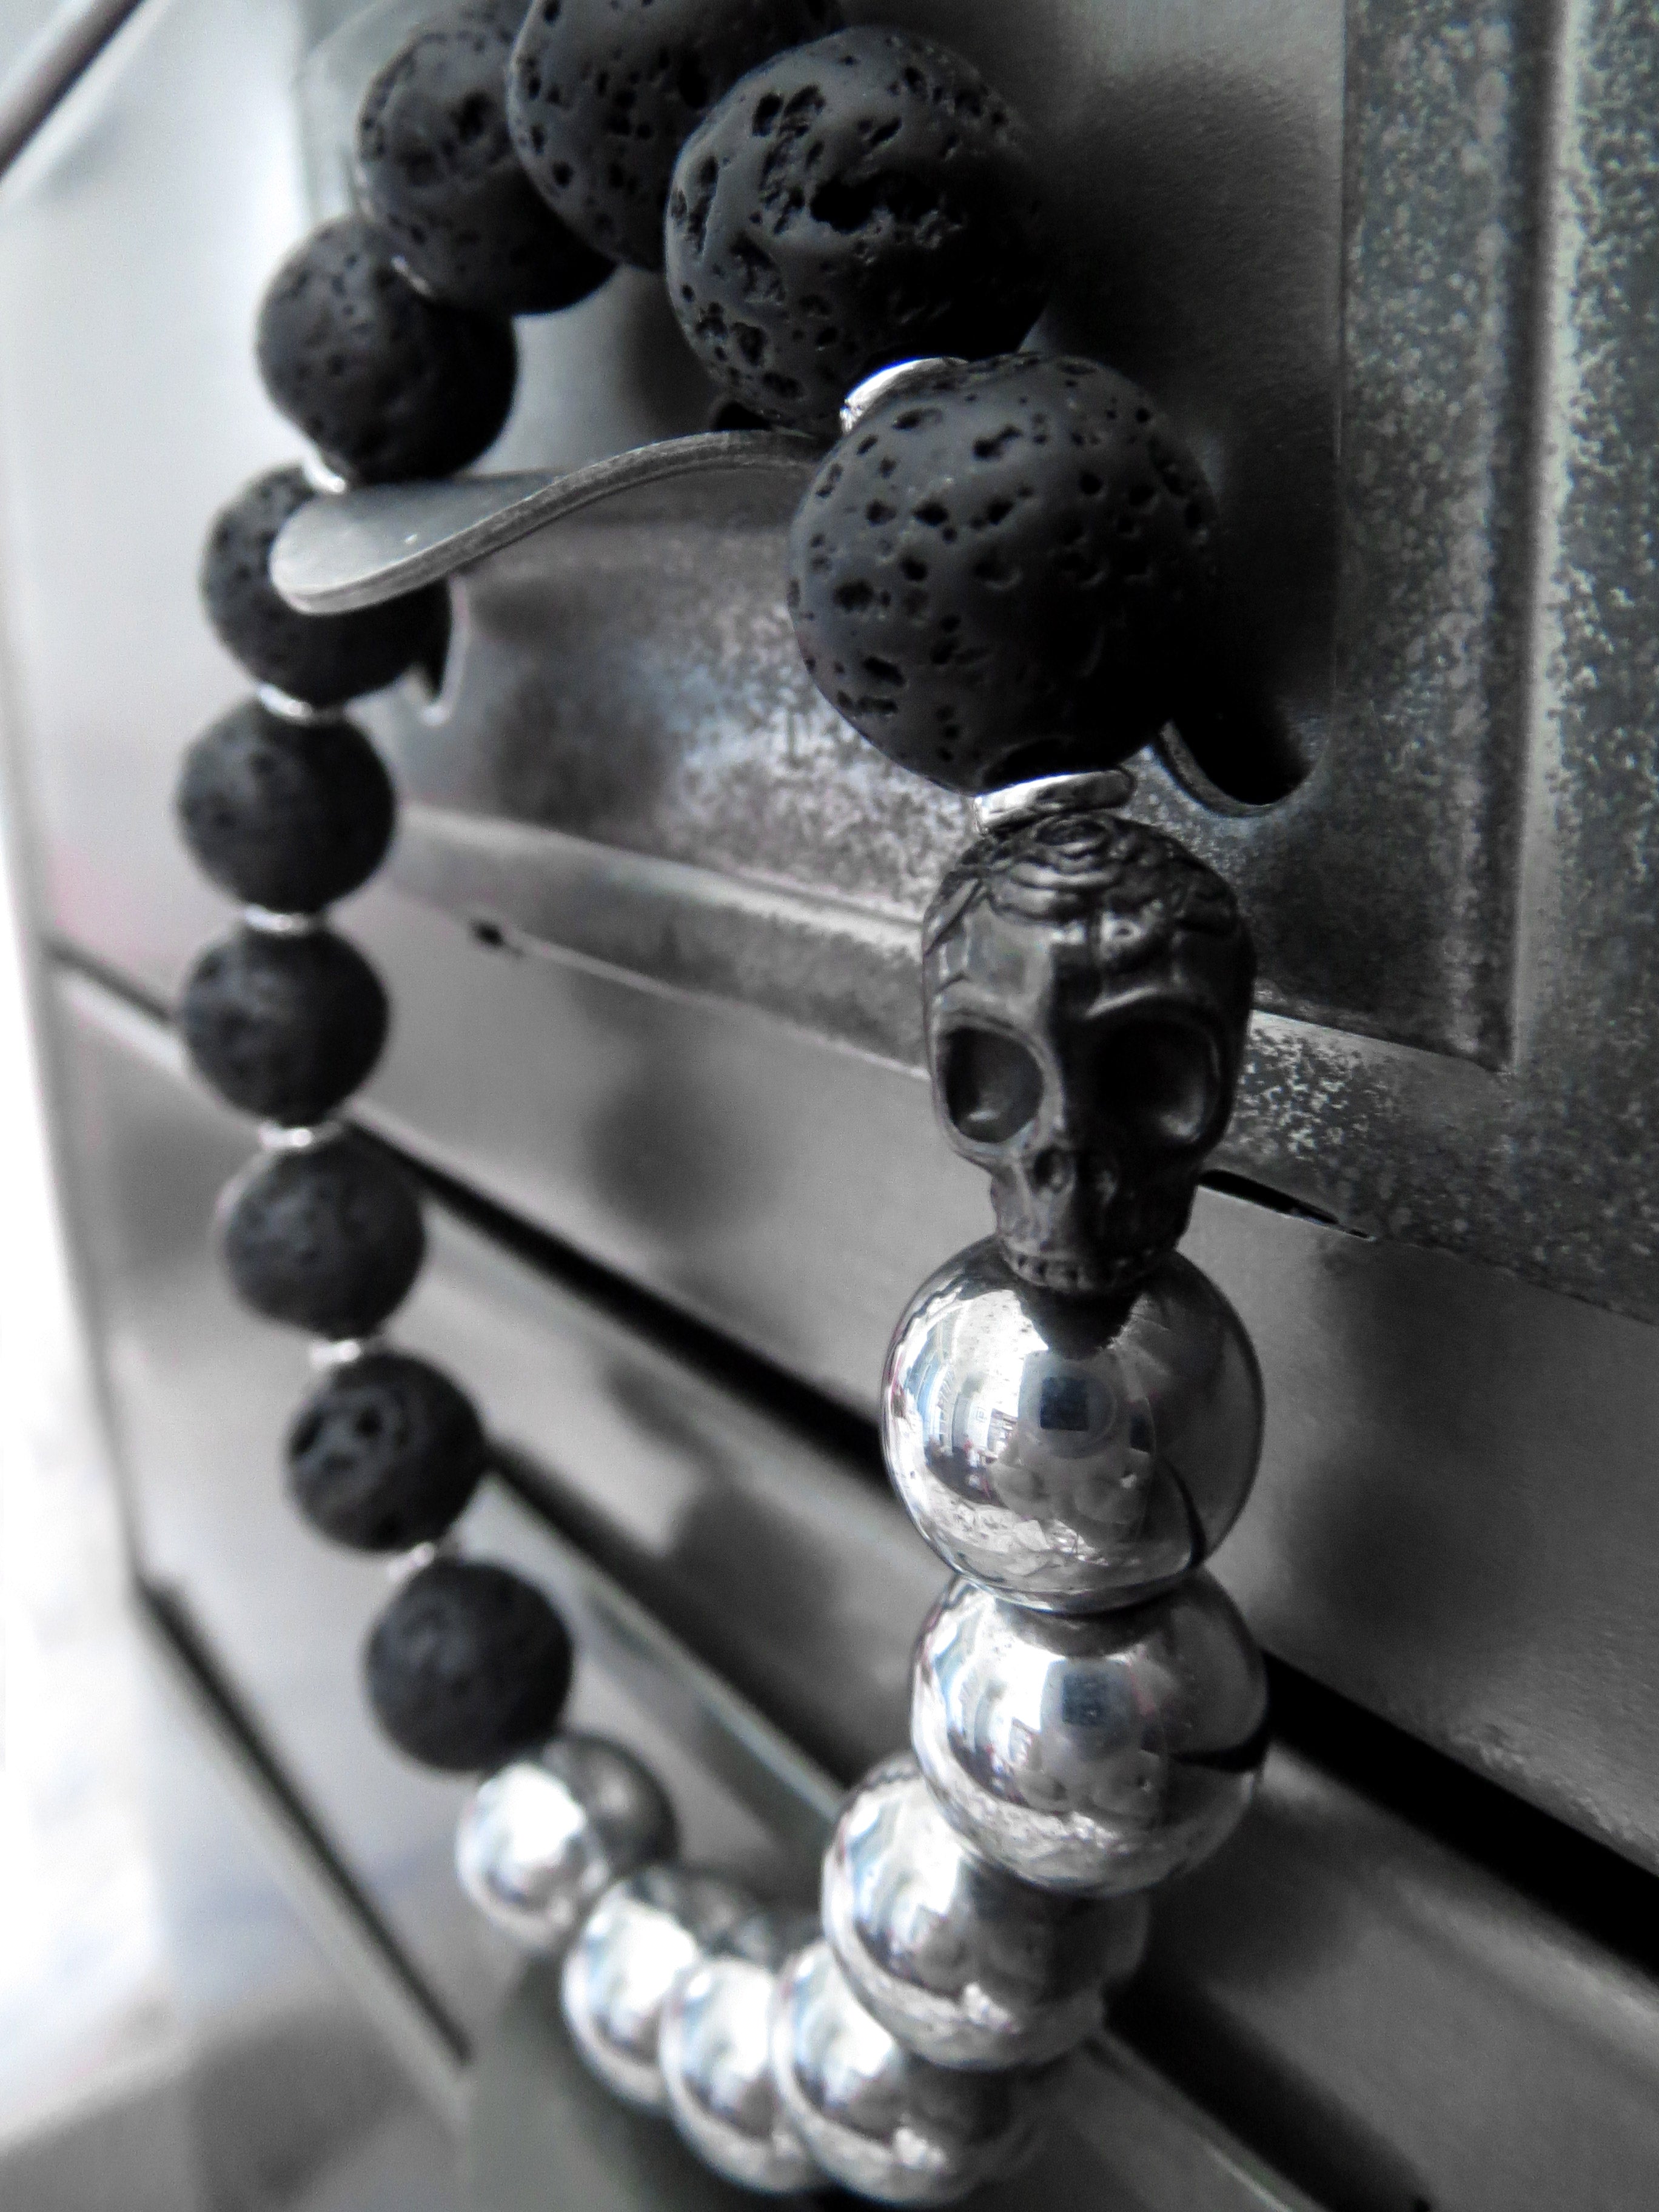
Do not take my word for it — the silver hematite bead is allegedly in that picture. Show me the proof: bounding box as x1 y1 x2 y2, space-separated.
823 1753 1149 2069
454 1734 677 1952
883 1238 1261 1612
912 1574 1267 1894
769 1940 1047 2206
561 1866 755 2111
659 1906 823 2194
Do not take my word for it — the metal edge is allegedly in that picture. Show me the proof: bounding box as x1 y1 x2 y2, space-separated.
272 431 823 614
131 1580 474 2136
0 0 147 179
1068 2034 1325 2212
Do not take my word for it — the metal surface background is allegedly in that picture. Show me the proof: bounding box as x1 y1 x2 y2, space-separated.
52 963 1659 2212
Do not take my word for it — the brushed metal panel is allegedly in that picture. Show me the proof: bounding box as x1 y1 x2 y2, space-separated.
49 965 1659 2212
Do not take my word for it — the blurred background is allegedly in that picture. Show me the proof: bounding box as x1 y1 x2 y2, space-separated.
0 15 189 2177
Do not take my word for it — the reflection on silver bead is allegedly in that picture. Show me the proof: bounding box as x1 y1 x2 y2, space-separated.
769 1940 1047 2206
823 1754 1148 2068
659 1907 823 2194
884 1241 1261 1612
455 1734 677 1952
913 1575 1267 1895
561 1866 755 2111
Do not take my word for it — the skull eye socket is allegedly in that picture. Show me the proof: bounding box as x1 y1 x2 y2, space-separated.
941 1025 1044 1145
1091 1019 1220 1151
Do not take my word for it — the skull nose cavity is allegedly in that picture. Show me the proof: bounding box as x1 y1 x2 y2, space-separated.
1031 1147 1074 1194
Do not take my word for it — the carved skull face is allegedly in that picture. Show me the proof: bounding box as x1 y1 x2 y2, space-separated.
923 807 1254 1295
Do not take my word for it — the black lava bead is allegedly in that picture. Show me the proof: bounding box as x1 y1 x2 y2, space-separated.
364 1558 574 1771
508 0 839 272
256 215 517 483
220 1133 425 1338
357 5 612 315
180 926 389 1126
200 468 449 708
786 353 1222 790
176 698 395 913
665 27 1048 437
286 1351 486 1551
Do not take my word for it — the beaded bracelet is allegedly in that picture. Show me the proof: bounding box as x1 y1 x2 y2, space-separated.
174 5 1269 2202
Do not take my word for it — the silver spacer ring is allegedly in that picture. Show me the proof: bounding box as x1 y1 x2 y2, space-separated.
307 1333 385 1372
257 1118 346 1153
386 1532 461 1587
256 682 335 725
243 903 323 936
839 357 965 437
973 766 1137 834
300 452 350 497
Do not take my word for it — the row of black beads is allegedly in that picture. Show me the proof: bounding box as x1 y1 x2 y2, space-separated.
178 695 573 1774
237 0 1056 472
177 9 589 1773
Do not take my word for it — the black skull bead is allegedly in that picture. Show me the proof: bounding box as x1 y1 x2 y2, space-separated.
179 926 389 1126
364 1557 574 1771
286 1351 486 1551
256 215 517 483
220 1133 425 1338
509 0 842 272
788 354 1222 791
923 805 1255 1295
176 699 395 912
665 27 1048 437
357 4 612 314
200 469 449 708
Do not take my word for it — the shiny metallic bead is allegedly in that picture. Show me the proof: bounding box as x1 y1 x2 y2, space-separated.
455 1734 677 1952
659 1907 823 2194
912 1574 1267 1895
769 1939 1047 2205
823 1754 1148 2069
560 1866 754 2111
883 1238 1261 1610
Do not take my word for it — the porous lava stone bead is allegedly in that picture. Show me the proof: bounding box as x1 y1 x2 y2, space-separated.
256 215 517 483
220 1133 425 1338
357 5 612 315
200 468 448 708
787 353 1221 789
364 1558 574 1771
665 27 1048 437
179 926 389 1126
507 0 839 272
286 1351 486 1551
176 699 395 913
